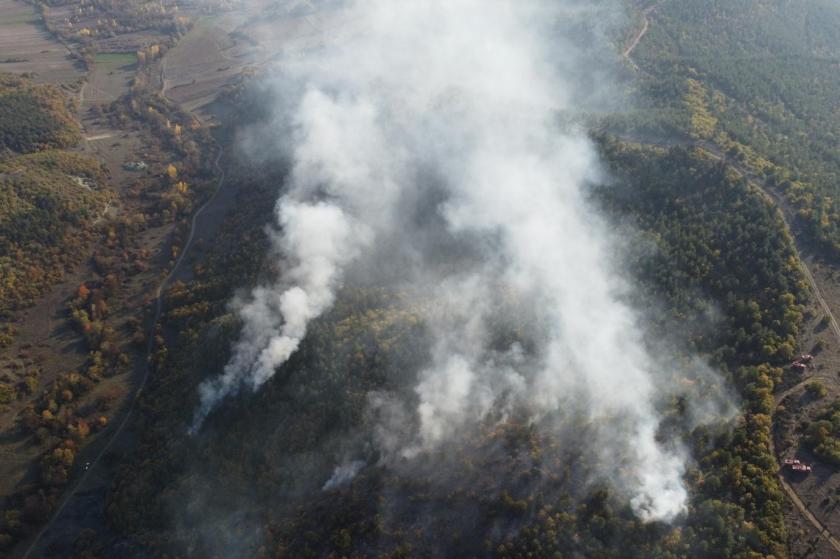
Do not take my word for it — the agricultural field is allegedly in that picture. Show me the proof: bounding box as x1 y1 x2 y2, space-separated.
160 15 262 120
0 5 226 553
0 0 83 84
158 3 342 122
41 0 185 50
94 31 171 54
82 52 137 105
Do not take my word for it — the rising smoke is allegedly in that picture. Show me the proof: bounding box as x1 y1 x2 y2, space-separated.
192 0 732 522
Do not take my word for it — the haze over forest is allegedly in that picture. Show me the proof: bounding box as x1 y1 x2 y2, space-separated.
2 0 840 558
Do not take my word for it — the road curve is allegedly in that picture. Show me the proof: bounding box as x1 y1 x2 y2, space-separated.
19 148 227 559
623 4 656 71
698 146 840 344
698 143 840 554
614 131 840 552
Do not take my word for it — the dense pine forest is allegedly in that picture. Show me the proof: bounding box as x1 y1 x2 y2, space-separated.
617 0 840 255
96 134 805 558
6 1 840 558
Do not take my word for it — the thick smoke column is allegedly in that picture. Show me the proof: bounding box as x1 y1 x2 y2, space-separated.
193 0 729 521
192 200 369 430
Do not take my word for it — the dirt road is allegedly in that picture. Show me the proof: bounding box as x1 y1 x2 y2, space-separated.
19 148 228 559
697 145 840 342
698 143 840 553
623 4 656 71
779 474 840 553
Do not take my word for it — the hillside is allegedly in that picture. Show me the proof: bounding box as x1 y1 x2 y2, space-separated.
51 2 839 557
89 138 804 559
0 74 80 153
0 151 110 314
7 1 840 557
618 0 840 255
0 73 108 318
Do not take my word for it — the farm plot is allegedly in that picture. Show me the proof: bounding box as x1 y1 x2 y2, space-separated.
161 16 259 117
94 30 170 54
161 7 346 120
83 52 136 104
0 0 83 84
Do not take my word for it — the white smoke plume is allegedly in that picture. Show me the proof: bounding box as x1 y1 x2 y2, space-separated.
192 0 732 522
191 201 370 430
322 459 366 491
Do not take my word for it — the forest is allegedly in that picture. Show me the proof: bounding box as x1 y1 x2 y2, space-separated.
0 74 110 314
0 74 80 154
5 1 840 557
91 135 805 559
613 0 840 256
0 150 111 313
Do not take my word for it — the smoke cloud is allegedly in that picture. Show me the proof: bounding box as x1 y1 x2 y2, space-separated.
192 0 732 522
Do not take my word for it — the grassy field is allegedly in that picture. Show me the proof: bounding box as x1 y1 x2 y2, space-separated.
83 52 137 103
162 16 239 113
0 9 36 26
94 52 139 67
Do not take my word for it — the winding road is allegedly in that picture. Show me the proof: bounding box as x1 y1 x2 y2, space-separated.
623 4 656 72
20 148 227 559
621 7 840 548
13 5 840 556
703 148 840 554
623 15 840 545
